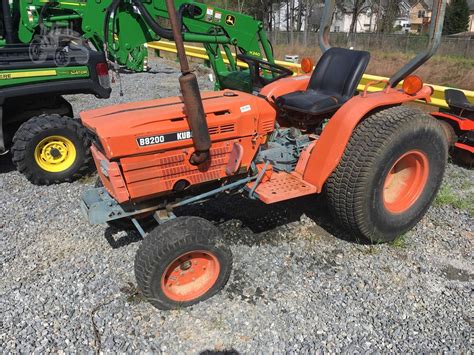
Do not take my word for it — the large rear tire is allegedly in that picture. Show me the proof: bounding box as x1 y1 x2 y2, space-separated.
326 106 448 243
135 217 232 310
11 115 91 185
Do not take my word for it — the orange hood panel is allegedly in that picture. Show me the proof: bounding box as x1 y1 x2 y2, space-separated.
80 90 276 159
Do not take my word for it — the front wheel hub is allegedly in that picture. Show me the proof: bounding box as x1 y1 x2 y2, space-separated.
383 150 429 214
34 135 77 173
161 251 220 302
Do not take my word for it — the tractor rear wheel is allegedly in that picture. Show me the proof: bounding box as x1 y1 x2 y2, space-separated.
134 216 232 310
326 106 448 243
11 115 91 185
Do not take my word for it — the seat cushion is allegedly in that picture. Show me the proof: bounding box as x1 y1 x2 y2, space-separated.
276 90 344 115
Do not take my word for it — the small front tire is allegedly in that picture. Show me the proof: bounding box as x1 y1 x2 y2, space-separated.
134 216 232 310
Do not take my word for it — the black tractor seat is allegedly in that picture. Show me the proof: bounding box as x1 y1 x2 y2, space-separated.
445 89 474 120
276 47 370 116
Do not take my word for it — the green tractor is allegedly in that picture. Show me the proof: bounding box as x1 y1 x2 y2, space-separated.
1 0 279 184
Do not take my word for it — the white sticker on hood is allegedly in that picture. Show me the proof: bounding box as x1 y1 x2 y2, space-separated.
240 105 251 113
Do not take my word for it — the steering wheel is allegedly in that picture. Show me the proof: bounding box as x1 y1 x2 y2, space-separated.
236 54 294 89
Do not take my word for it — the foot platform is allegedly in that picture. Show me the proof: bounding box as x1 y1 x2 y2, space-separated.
251 172 317 204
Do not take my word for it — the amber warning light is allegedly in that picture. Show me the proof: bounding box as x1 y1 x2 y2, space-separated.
300 57 315 74
402 75 424 95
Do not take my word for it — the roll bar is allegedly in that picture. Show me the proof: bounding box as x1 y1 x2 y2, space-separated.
317 0 447 87
389 0 446 87
318 0 334 52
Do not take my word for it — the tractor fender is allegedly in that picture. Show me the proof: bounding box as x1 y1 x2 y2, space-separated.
260 75 311 101
301 86 433 192
430 111 474 132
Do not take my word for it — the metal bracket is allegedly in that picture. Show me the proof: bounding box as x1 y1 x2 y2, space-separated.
170 175 256 209
80 187 162 225
248 161 270 199
154 210 177 225
131 218 146 238
0 106 5 153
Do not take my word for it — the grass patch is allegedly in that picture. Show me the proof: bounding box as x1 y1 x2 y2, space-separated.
150 42 474 90
78 173 97 185
272 44 474 90
435 185 474 217
390 233 408 249
355 244 379 255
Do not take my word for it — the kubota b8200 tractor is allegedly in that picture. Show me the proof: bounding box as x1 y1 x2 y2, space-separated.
81 0 450 310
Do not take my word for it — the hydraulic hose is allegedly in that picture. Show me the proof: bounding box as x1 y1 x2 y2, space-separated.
103 0 121 54
130 0 174 40
2 0 15 44
38 2 59 28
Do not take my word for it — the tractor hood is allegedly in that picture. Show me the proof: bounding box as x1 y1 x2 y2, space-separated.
80 90 276 159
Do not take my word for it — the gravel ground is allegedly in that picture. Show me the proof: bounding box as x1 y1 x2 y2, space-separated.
1 58 473 353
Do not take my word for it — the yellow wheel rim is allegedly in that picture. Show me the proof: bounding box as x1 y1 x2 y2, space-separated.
34 135 77 173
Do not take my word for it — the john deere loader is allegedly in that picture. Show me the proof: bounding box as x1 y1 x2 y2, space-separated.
1 0 281 184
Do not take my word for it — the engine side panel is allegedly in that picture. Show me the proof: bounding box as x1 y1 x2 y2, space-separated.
120 136 265 201
81 90 275 160
84 90 276 202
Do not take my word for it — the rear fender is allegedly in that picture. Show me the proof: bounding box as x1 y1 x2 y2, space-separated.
260 75 311 102
300 86 433 192
431 111 474 132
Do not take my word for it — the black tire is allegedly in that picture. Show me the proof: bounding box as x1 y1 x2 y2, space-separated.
54 47 70 66
135 216 233 310
11 114 92 185
94 177 156 230
326 106 448 243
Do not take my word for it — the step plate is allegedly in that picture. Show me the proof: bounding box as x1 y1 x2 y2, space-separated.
254 172 317 204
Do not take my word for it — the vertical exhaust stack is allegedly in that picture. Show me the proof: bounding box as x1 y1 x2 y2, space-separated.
318 0 335 53
165 0 211 165
389 0 446 87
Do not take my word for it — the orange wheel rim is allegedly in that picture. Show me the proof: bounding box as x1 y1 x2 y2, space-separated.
383 150 429 214
161 251 220 302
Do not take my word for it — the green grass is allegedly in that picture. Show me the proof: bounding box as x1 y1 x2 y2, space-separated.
434 184 474 217
390 233 408 249
78 173 97 185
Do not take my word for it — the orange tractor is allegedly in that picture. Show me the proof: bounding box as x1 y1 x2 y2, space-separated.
431 89 474 167
81 0 450 309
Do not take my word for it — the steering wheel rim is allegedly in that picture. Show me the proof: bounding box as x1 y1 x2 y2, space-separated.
236 53 294 89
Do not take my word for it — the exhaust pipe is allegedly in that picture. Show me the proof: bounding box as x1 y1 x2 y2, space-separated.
389 0 446 87
165 0 211 165
318 0 335 53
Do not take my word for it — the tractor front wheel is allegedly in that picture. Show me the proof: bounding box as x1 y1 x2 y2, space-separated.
326 106 448 243
134 216 232 310
11 115 91 185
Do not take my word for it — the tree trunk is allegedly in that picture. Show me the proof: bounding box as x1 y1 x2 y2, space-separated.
303 0 311 46
290 0 295 45
297 2 303 32
286 0 290 43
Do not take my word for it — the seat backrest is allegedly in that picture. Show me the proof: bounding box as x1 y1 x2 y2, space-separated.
308 47 370 99
445 89 470 109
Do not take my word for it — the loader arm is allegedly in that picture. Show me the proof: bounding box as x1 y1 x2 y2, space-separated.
12 0 274 92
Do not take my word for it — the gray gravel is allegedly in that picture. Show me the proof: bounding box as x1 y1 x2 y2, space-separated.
1 58 473 353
